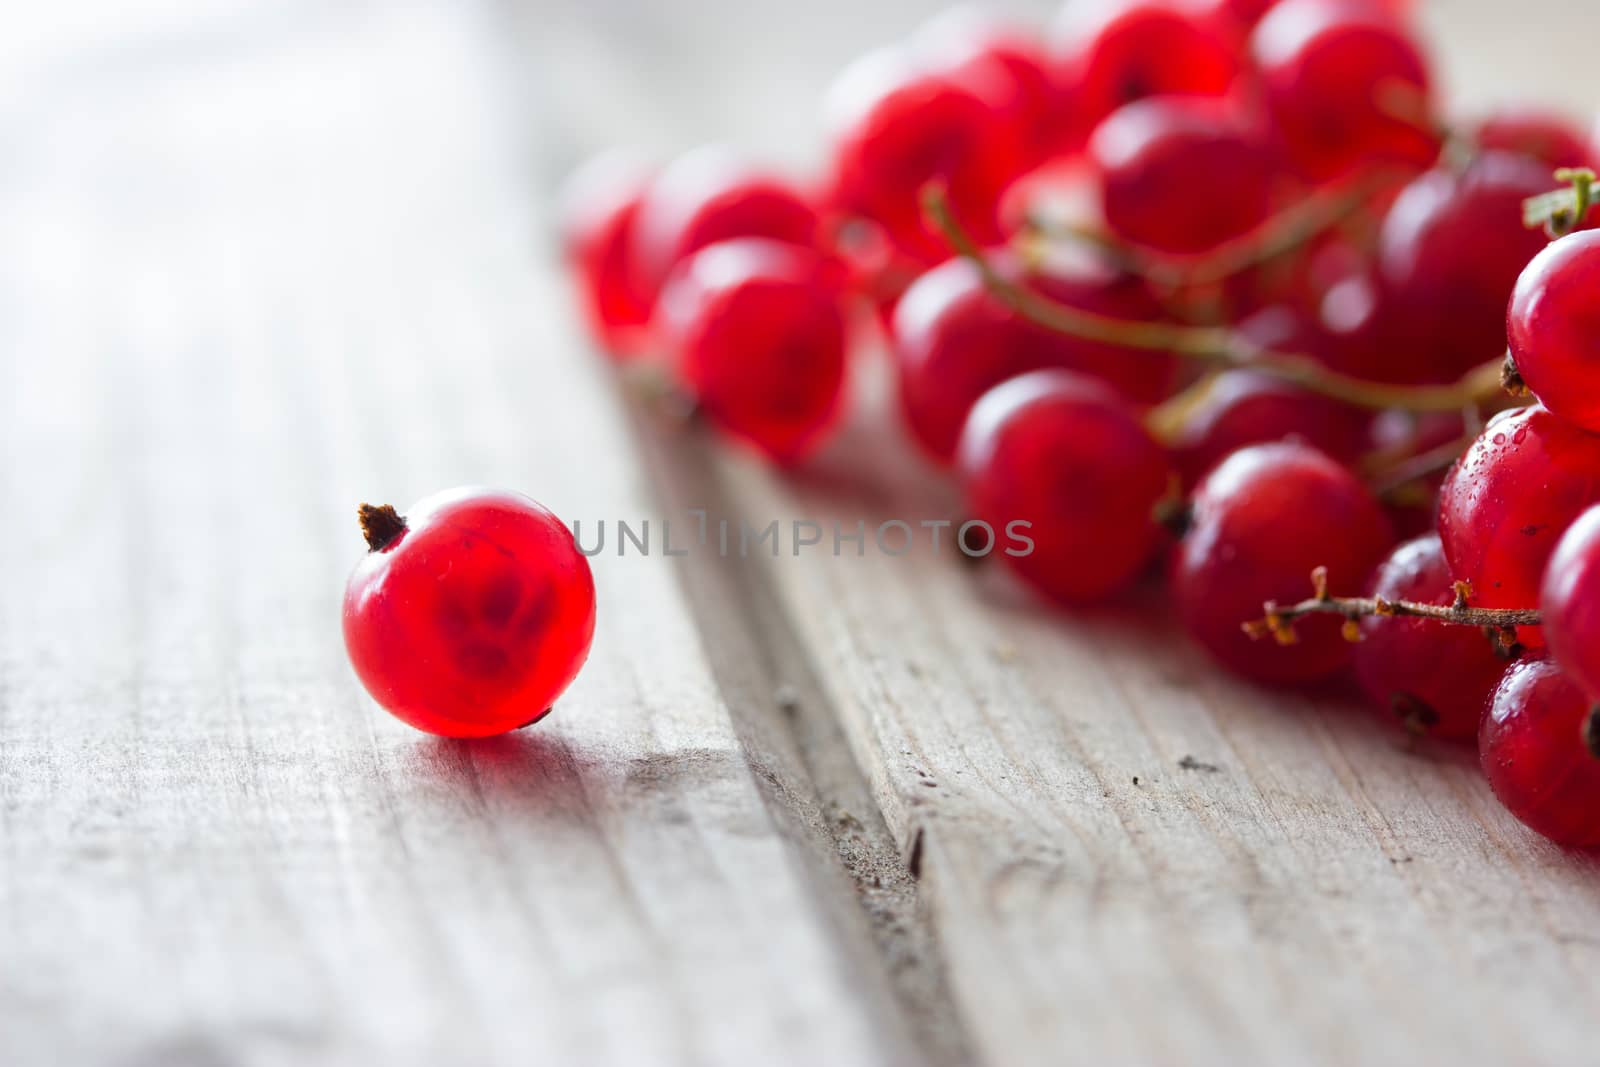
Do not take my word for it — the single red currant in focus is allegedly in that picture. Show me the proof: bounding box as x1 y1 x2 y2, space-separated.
1474 108 1594 170
343 489 597 739
630 146 821 313
1090 95 1273 254
657 239 848 464
1480 657 1600 848
825 47 1022 265
958 369 1173 603
1171 368 1369 486
1173 441 1394 684
893 250 1177 462
1053 0 1243 145
1378 152 1556 378
1253 0 1438 179
1541 505 1600 703
1354 534 1511 741
915 7 1067 166
559 151 655 356
1438 405 1600 644
1507 230 1600 435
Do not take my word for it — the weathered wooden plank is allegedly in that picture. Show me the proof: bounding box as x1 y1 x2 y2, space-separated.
522 0 1600 1059
703 407 1600 1063
0 5 927 1064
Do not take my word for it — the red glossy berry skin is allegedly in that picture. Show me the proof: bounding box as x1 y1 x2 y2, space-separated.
1053 0 1244 146
916 9 1066 166
1253 0 1438 180
958 369 1173 603
1173 442 1394 684
1541 506 1600 704
1508 230 1600 435
1354 534 1510 741
1438 406 1600 644
893 251 1178 462
343 489 597 739
1172 368 1368 486
1204 0 1281 30
1480 657 1600 848
657 239 848 464
1205 0 1410 33
631 147 821 312
1379 153 1556 380
1475 109 1594 170
559 152 655 356
1090 96 1273 254
825 48 1022 265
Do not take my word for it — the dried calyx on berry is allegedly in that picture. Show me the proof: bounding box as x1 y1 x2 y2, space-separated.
358 503 408 552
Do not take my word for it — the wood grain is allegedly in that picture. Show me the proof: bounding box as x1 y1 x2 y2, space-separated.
0 5 925 1064
517 0 1600 1062
707 416 1600 1063
5 0 1600 1063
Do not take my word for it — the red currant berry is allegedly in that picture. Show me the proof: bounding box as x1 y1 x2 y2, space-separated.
915 8 1067 167
1437 405 1600 644
559 151 655 356
1089 95 1274 254
957 369 1173 603
1202 0 1281 31
657 239 848 464
1480 656 1600 848
631 146 821 313
1171 368 1369 486
825 47 1022 265
1205 0 1408 33
1023 257 1182 400
1378 152 1556 379
1053 0 1243 144
1173 441 1394 684
1354 534 1510 740
1474 108 1594 170
343 490 597 739
1541 505 1600 703
1253 0 1438 180
1507 230 1600 435
893 250 1178 462
1314 271 1441 385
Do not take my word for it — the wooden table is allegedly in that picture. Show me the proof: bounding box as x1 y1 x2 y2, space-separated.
3 2 1596 1063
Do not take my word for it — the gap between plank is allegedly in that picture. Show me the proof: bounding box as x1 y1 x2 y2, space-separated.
618 397 975 1067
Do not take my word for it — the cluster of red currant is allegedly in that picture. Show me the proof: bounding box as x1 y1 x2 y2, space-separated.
343 1 1599 849
557 0 1600 844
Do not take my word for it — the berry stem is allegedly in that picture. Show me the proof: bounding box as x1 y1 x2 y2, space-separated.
1245 566 1540 646
1365 432 1474 498
923 185 1506 414
358 503 408 552
1028 167 1390 289
1522 168 1596 238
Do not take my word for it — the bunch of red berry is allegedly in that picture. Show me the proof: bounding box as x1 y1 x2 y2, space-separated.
554 0 1600 844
